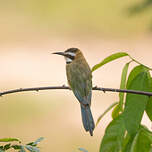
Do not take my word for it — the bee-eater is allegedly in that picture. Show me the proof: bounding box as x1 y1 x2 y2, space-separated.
53 48 95 136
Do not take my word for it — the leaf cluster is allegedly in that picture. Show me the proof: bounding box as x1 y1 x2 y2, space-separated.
127 0 152 31
93 52 152 152
0 137 44 152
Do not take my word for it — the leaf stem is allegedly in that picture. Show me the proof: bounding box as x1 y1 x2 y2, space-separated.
128 55 152 71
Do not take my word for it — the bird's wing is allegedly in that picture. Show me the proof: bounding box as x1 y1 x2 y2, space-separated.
73 79 92 106
66 63 92 105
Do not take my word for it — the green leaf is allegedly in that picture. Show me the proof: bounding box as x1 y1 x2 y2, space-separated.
0 138 20 142
96 102 118 126
112 62 130 119
100 115 126 152
122 134 136 152
119 62 130 110
130 126 152 152
112 104 121 119
147 72 152 90
19 146 26 152
130 131 140 152
27 137 44 146
123 72 150 135
142 127 152 142
78 148 88 152
0 147 3 150
122 132 133 152
12 145 22 150
126 65 147 89
146 97 152 121
122 126 152 152
3 143 11 150
92 52 128 72
0 149 5 152
25 145 40 152
32 137 44 146
145 74 152 121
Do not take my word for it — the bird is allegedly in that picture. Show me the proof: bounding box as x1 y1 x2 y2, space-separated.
53 48 95 136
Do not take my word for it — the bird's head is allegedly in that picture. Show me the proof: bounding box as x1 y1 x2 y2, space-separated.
53 48 81 64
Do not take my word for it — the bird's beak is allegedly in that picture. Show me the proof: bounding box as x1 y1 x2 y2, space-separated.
52 52 66 56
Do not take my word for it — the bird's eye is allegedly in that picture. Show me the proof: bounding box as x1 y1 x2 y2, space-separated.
64 52 76 60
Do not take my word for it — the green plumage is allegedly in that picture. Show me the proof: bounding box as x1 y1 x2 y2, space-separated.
53 48 95 136
66 50 95 136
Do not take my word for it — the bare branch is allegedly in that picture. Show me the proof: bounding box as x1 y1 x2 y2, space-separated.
0 86 152 97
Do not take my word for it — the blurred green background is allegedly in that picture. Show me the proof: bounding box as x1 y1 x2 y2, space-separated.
0 0 152 151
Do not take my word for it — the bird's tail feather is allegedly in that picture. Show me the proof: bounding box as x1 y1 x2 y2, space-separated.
80 104 95 136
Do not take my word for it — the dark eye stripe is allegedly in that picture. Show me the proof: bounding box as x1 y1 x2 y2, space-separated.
65 54 75 60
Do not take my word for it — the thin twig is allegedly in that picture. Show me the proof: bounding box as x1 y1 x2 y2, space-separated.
128 55 152 71
0 86 152 97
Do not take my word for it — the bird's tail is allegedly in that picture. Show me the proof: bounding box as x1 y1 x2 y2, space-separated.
80 104 95 136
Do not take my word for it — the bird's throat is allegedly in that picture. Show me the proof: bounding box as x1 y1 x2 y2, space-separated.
65 57 72 64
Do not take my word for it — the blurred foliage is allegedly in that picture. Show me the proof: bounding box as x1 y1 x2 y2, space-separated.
0 137 44 152
128 0 152 30
129 0 152 14
0 0 152 38
78 148 88 152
